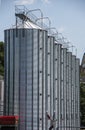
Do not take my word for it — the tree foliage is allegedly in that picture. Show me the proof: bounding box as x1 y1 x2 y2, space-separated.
0 41 4 76
80 83 85 126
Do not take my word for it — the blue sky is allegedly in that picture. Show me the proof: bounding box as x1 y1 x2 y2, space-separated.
0 0 85 62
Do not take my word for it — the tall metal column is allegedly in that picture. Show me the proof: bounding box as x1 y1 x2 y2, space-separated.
75 59 80 130
60 48 64 130
57 44 62 130
42 30 47 130
66 52 70 130
39 30 43 130
47 36 51 130
63 48 67 130
68 52 72 130
72 56 76 130
54 42 59 130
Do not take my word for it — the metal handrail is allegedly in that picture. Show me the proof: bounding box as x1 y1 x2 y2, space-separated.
15 5 77 51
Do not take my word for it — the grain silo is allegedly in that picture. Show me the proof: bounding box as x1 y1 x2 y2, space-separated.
4 5 80 130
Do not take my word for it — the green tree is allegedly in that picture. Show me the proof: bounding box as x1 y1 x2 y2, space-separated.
80 83 85 126
0 41 4 76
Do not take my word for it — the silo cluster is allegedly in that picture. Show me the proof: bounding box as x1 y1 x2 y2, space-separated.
4 6 80 130
4 28 80 130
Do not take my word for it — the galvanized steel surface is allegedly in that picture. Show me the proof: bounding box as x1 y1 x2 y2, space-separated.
4 28 80 130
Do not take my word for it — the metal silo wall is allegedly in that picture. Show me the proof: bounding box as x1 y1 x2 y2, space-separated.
54 42 59 130
38 29 43 130
19 29 27 130
26 29 48 130
4 29 20 116
57 44 62 130
26 29 33 130
46 36 51 129
66 52 69 130
46 42 62 130
63 48 67 130
4 28 80 130
4 30 9 115
60 48 64 130
46 36 54 130
75 59 80 130
14 30 19 116
50 36 54 122
33 29 39 130
68 52 72 130
4 28 48 130
42 30 48 130
72 56 76 130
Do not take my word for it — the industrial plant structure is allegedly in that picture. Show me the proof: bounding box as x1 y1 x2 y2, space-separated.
4 5 80 130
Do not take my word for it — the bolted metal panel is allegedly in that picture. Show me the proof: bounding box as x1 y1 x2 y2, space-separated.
57 44 62 130
68 52 72 130
26 29 33 130
33 29 39 130
4 28 48 130
50 36 54 119
46 35 57 130
14 30 19 115
54 42 58 130
4 30 8 115
38 29 43 130
63 48 67 130
59 48 64 130
72 55 76 130
75 59 80 130
66 52 72 130
66 52 70 130
42 30 48 130
46 36 55 130
47 36 51 129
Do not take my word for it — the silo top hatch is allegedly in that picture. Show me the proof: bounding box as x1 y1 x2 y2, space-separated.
15 5 42 29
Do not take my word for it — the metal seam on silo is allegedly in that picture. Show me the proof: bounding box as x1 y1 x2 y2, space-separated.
37 29 39 130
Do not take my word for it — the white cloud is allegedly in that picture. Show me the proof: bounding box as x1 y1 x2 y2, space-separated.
58 26 65 33
41 0 51 4
14 0 35 5
44 0 50 3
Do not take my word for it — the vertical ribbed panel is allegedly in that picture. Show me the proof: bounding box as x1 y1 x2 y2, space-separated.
14 31 19 115
75 59 80 130
61 48 64 130
68 52 72 130
47 36 51 129
46 36 55 130
72 56 76 130
63 48 67 130
54 42 58 130
39 30 43 130
33 29 38 130
42 30 47 130
4 29 47 130
50 37 54 119
71 56 76 130
66 52 69 130
4 28 80 130
26 29 33 130
57 44 62 130
4 30 8 115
